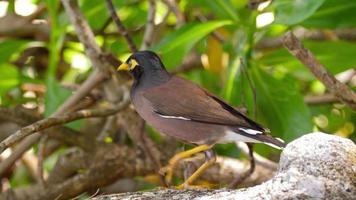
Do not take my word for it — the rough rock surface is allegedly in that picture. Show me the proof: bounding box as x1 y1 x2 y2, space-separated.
93 132 356 200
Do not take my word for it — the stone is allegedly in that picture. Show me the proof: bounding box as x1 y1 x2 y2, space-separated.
93 132 356 200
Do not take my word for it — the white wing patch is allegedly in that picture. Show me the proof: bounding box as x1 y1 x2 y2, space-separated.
218 130 260 144
263 141 284 150
157 113 191 121
238 128 263 135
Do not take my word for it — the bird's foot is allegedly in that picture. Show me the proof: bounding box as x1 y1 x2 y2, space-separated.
158 165 174 186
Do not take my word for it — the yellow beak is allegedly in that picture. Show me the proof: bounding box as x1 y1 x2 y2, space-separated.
117 63 129 71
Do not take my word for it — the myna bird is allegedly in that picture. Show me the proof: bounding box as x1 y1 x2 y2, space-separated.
118 50 285 188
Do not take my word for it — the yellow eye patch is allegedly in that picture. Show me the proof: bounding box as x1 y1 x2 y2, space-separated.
117 59 139 71
130 59 139 69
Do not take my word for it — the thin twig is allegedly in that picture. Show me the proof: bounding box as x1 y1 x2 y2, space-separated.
240 58 257 119
256 28 356 49
55 70 106 115
235 142 278 170
98 17 112 34
283 31 356 110
0 91 129 154
229 143 255 188
141 0 156 50
162 0 185 27
96 115 118 141
21 150 39 182
304 94 339 105
105 0 138 52
37 135 48 187
170 52 202 74
196 13 225 43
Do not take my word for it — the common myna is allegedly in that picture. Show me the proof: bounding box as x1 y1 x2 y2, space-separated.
118 51 285 188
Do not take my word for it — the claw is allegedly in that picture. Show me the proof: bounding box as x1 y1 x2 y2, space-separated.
159 165 174 185
159 145 214 188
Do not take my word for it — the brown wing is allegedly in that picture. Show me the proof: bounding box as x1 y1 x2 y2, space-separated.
142 76 264 131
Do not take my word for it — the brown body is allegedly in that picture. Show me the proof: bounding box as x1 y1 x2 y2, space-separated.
132 76 265 145
132 89 226 145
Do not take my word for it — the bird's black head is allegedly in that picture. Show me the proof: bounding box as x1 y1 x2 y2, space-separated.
117 51 170 85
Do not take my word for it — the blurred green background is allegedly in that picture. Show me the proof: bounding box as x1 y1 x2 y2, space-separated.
0 0 355 190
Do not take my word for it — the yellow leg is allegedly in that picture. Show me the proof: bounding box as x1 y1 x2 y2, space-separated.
176 153 216 189
159 144 212 185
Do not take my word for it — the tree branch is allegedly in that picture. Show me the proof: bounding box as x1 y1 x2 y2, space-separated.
162 0 185 27
105 0 138 52
283 31 356 110
304 93 339 105
0 70 107 176
256 28 356 49
0 91 129 155
140 0 156 50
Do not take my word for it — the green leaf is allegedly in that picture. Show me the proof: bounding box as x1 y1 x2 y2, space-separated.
251 67 313 142
152 20 232 68
259 40 356 80
0 40 29 64
10 165 32 187
81 0 109 29
154 21 232 53
215 0 239 23
302 0 356 28
45 0 67 78
44 77 72 117
223 60 256 114
188 0 241 23
0 64 20 96
81 0 146 30
272 0 325 25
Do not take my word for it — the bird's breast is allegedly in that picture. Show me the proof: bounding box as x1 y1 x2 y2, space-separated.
131 91 225 145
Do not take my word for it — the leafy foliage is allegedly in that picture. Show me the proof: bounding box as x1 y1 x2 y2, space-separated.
272 0 325 25
0 0 355 191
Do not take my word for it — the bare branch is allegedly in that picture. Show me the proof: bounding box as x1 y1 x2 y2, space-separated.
0 4 49 40
1 146 275 199
105 0 138 52
55 70 106 115
141 0 156 50
0 91 129 155
196 13 225 43
62 0 125 103
162 0 185 27
170 52 202 74
62 0 112 68
46 147 89 184
235 142 278 171
37 135 48 187
0 134 39 177
97 115 118 141
256 28 356 49
0 71 106 175
21 150 39 182
304 94 339 105
283 31 356 110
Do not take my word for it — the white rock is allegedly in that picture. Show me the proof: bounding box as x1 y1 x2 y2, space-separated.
94 132 356 200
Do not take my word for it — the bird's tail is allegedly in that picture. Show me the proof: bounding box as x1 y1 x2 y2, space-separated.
236 127 286 149
252 133 286 149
